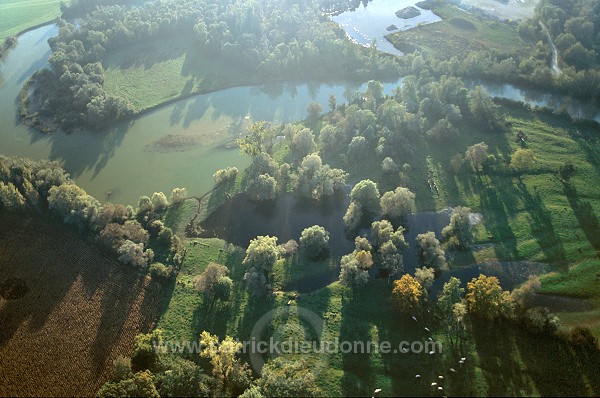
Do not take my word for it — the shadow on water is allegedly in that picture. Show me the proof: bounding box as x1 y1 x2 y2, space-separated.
200 191 461 292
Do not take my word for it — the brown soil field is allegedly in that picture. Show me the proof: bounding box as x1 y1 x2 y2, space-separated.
0 212 169 397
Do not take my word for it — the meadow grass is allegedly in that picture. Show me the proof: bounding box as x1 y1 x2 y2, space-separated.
102 35 262 111
387 2 528 59
0 0 63 39
155 104 600 395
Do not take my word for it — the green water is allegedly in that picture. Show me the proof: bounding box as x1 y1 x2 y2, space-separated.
1 24 598 206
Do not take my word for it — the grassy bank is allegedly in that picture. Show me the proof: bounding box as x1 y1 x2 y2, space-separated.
387 2 528 59
156 235 600 396
0 0 63 39
102 35 262 112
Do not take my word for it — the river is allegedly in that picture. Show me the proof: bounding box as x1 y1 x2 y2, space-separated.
1 15 599 206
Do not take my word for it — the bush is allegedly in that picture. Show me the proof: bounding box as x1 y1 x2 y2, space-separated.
118 240 153 268
169 187 188 204
214 167 239 185
149 262 173 281
299 225 330 260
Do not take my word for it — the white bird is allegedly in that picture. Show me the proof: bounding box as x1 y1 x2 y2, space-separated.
438 386 443 391
429 350 435 355
450 368 456 373
459 360 464 364
415 374 421 378
424 327 430 332
428 337 433 341
412 316 417 322
431 382 437 387
438 376 444 380
461 357 466 361
374 388 382 394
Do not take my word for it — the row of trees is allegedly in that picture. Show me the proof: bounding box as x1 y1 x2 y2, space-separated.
398 0 600 103
98 328 321 397
0 155 186 277
27 0 403 132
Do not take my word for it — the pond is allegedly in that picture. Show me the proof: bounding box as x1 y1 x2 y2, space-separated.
199 192 547 293
1 24 599 207
330 0 442 56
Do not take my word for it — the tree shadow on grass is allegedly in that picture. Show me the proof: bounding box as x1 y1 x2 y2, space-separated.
479 184 518 260
471 319 536 396
339 288 376 397
564 183 600 250
514 328 600 396
517 181 567 266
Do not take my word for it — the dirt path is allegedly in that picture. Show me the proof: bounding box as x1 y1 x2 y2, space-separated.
540 21 562 76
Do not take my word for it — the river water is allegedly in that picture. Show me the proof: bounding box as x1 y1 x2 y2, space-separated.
1 8 599 206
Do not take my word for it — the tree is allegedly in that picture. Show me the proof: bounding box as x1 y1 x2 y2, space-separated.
97 370 159 398
239 121 271 157
414 266 435 290
296 154 347 200
339 253 369 287
195 262 229 294
380 187 415 220
155 356 208 398
214 276 233 301
151 192 169 211
343 201 363 230
169 187 188 205
328 93 337 112
392 274 423 314
347 136 369 163
48 183 100 230
243 236 278 295
466 274 514 320
442 206 473 250
450 153 465 173
379 240 404 276
299 225 330 260
437 277 465 320
131 329 163 372
291 128 316 158
416 232 446 270
510 148 535 174
307 102 322 119
258 358 320 397
465 142 488 172
200 332 250 396
350 179 380 214
158 226 174 247
118 240 153 268
248 173 278 201
468 86 503 131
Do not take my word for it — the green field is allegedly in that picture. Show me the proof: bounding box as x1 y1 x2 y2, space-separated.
152 104 600 395
387 2 529 59
103 35 262 111
0 0 63 39
156 238 599 396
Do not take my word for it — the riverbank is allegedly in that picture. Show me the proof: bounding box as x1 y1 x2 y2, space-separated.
387 1 527 59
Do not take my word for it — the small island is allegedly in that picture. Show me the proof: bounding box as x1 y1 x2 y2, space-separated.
386 24 398 31
395 6 422 19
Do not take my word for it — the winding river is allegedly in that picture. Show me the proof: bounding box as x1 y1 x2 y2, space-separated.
1 12 599 206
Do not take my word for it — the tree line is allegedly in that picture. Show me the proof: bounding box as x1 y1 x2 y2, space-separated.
24 0 402 132
0 155 186 280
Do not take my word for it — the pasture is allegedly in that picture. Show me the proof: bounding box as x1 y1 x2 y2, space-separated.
0 0 63 39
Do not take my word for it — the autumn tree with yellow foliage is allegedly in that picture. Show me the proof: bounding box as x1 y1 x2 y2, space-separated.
392 274 423 314
466 274 514 320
